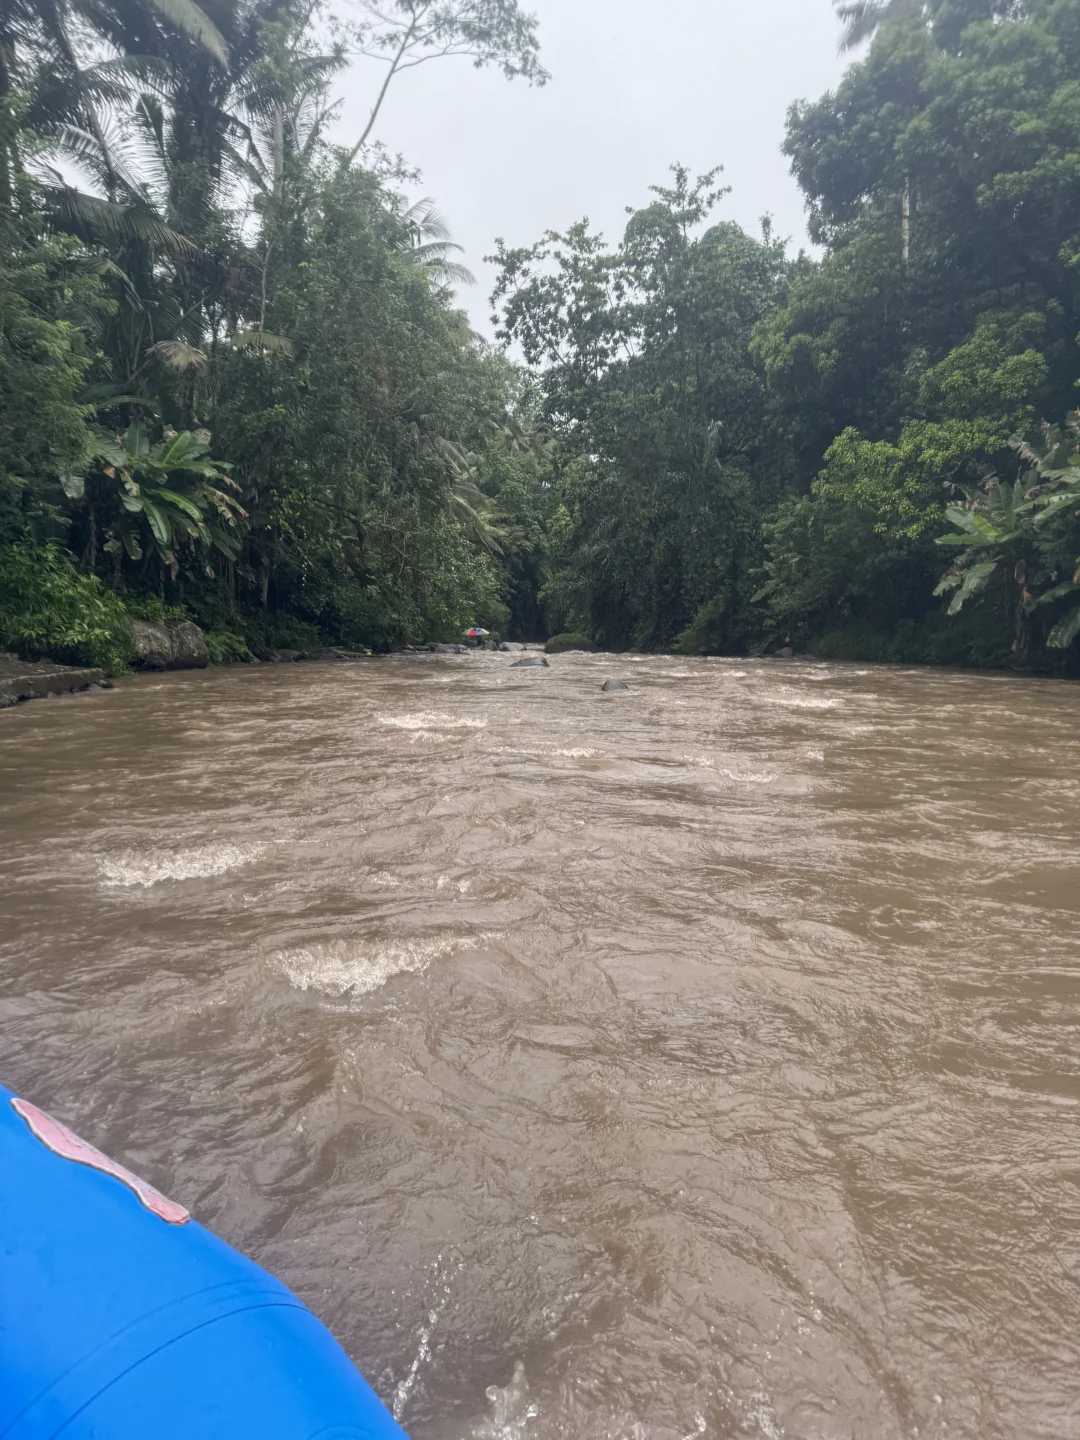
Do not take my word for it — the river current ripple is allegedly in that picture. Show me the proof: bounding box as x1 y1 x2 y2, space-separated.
2 652 1080 1439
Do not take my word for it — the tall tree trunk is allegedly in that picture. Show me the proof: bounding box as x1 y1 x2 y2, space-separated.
0 29 14 215
900 176 912 264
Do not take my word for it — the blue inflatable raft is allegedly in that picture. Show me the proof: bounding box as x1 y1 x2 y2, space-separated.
0 1083 408 1438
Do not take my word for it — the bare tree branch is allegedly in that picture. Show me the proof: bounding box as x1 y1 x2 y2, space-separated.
342 0 546 162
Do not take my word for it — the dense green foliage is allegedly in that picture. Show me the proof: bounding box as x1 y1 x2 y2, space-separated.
3 0 1080 674
490 0 1080 670
0 542 134 671
0 0 548 659
935 418 1080 656
492 169 788 652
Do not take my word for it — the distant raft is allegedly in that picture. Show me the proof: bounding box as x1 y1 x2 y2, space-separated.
0 1082 408 1439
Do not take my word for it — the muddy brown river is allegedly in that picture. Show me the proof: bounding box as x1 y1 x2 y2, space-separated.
2 653 1080 1439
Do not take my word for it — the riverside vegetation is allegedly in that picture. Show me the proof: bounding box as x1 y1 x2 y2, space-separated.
2 0 1080 675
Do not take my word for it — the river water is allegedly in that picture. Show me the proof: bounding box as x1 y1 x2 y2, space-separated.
2 653 1079 1439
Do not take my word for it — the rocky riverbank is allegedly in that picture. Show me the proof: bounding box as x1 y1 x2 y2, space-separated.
0 654 110 708
0 626 553 713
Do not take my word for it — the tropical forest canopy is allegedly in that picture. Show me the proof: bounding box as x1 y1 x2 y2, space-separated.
3 0 1080 672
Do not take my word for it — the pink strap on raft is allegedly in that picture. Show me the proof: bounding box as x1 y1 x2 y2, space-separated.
11 1096 190 1225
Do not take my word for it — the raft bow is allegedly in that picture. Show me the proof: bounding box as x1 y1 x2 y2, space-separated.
0 1083 407 1438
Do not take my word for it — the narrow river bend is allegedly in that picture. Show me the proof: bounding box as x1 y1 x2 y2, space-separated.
2 653 1079 1439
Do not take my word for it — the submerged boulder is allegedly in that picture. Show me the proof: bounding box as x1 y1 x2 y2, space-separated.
601 678 630 692
511 656 549 668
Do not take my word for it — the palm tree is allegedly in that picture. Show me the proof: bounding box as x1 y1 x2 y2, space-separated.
396 197 475 287
1 0 227 220
834 0 924 50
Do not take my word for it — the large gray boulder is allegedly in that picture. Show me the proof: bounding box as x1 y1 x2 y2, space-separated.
130 619 209 670
170 621 209 669
601 678 630 692
130 620 173 670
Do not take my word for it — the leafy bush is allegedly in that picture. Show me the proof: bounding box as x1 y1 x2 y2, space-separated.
204 629 255 664
935 417 1080 661
472 594 511 636
0 232 105 546
811 610 1012 670
332 583 420 652
545 631 597 654
674 597 730 655
245 613 324 657
125 595 190 624
0 542 134 673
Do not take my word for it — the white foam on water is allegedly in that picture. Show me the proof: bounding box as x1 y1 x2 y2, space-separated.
393 1309 437 1421
766 691 839 711
436 874 471 894
745 1393 785 1439
392 1252 461 1424
719 768 779 786
468 1361 540 1440
553 747 598 759
99 842 264 888
379 711 487 731
369 871 403 889
276 933 477 997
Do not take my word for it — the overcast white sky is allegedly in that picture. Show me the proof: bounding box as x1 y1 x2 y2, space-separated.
331 0 850 336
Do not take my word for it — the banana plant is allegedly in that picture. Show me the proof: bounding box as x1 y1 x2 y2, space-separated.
78 422 247 580
935 416 1080 650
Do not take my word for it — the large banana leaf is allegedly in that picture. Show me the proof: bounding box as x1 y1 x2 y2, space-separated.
140 498 171 547
152 487 204 522
1047 606 1080 649
946 559 998 615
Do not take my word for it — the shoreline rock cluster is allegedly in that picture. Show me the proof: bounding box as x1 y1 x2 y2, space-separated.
0 654 110 708
4 621 680 714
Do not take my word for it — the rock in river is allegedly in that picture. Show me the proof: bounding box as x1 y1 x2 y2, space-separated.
601 678 630 692
511 657 549 668
130 619 209 670
0 653 105 707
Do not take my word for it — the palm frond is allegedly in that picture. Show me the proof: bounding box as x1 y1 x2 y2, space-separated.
144 0 229 64
130 94 169 196
229 328 294 355
835 0 923 50
42 182 194 253
426 258 476 286
50 122 149 201
403 197 452 241
148 339 208 370
219 134 269 193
